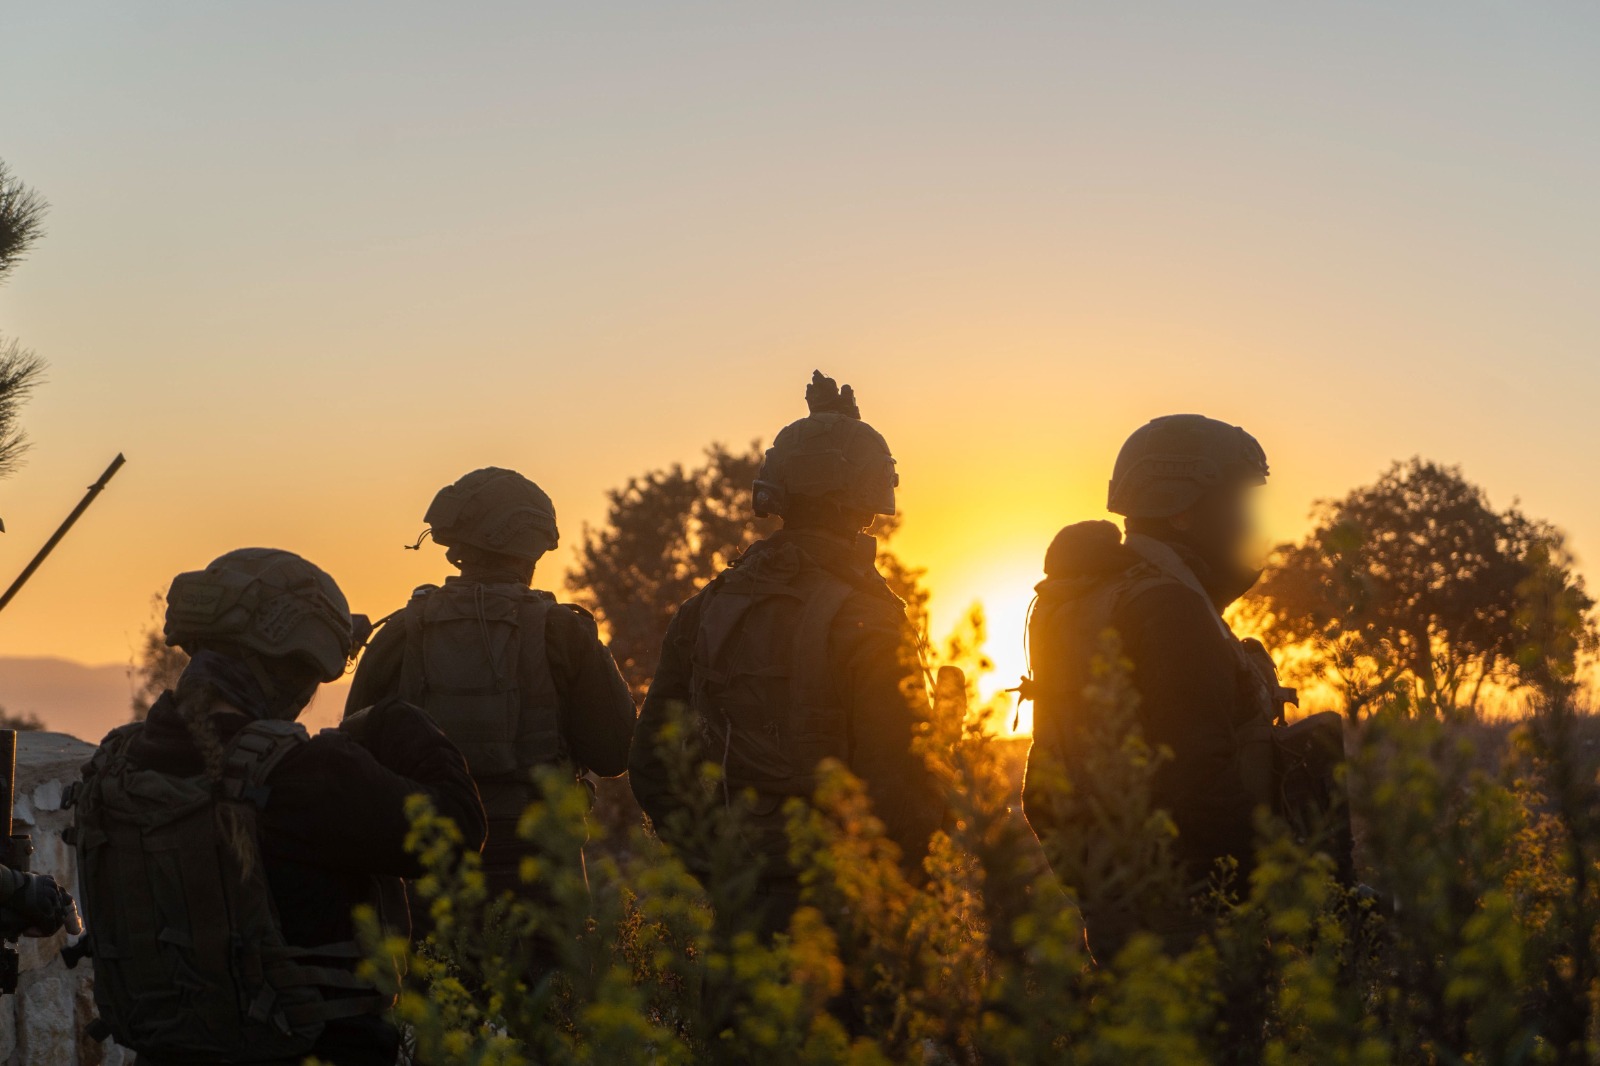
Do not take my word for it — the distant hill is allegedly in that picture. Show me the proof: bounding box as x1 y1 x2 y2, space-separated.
0 656 351 744
0 657 128 743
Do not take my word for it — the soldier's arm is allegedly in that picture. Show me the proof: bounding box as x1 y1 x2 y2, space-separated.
548 605 637 778
261 701 488 878
628 603 699 844
1117 585 1257 873
833 597 943 869
344 617 407 718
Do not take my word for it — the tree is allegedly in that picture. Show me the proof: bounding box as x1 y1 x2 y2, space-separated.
567 441 929 700
0 160 46 281
0 706 44 732
130 593 188 721
1246 458 1596 717
0 160 47 481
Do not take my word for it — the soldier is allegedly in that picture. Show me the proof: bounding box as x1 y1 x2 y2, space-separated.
629 371 943 940
346 468 635 898
73 549 486 1066
1022 415 1347 953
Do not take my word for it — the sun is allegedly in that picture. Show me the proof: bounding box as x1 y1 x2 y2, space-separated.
925 556 1047 737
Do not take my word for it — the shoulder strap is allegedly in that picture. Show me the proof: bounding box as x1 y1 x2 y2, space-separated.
1122 533 1234 641
398 585 437 705
220 720 309 808
516 590 563 759
792 570 856 713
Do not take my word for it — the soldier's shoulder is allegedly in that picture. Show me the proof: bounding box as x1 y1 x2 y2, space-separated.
1115 573 1202 617
542 598 603 641
1113 578 1229 653
834 580 913 632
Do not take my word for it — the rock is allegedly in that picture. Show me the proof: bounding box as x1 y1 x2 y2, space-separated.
18 974 75 1066
13 794 34 827
31 782 62 814
29 832 74 886
73 978 102 1066
0 996 17 1061
18 929 64 972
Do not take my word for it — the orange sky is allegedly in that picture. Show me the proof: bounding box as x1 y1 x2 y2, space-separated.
2 4 1599 730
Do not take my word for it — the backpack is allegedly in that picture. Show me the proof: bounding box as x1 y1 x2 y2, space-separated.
689 541 856 829
397 582 564 794
73 719 383 1064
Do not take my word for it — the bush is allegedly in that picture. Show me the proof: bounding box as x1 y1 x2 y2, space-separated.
352 672 1600 1065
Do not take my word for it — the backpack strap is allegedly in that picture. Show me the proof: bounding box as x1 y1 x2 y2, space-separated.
1121 533 1235 642
514 591 563 765
397 585 438 706
220 720 310 809
791 572 855 722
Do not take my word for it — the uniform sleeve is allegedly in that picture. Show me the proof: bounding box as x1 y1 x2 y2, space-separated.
1115 585 1257 874
628 600 701 847
261 700 487 879
547 605 637 778
832 595 944 870
344 615 407 717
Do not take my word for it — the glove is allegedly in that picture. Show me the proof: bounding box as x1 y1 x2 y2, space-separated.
0 872 82 939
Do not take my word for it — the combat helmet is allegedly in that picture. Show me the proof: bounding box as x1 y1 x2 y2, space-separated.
422 468 559 562
754 371 898 519
164 548 360 683
1107 414 1268 519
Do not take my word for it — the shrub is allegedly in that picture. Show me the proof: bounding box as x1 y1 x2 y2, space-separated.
352 675 1600 1064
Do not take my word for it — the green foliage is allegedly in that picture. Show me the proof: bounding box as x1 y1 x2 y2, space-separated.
359 672 1600 1064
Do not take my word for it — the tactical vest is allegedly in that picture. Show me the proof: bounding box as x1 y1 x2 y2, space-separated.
73 719 383 1064
398 582 564 811
689 543 855 835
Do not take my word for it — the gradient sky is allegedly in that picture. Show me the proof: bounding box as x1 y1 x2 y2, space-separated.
2 2 1598 720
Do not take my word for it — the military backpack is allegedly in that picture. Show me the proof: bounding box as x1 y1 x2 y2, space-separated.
73 719 383 1064
398 581 564 814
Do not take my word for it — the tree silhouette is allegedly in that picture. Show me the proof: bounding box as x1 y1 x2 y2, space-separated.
0 161 47 282
1246 458 1595 716
129 594 188 721
0 160 47 482
0 706 43 732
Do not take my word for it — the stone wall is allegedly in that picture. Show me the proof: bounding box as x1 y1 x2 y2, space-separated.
2 732 125 1066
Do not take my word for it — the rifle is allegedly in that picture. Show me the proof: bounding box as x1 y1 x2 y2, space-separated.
0 730 32 995
0 453 126 615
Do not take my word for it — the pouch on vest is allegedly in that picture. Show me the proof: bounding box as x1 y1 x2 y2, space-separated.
75 719 384 1064
399 583 564 785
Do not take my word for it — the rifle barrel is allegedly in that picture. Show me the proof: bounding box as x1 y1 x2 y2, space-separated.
0 453 126 615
